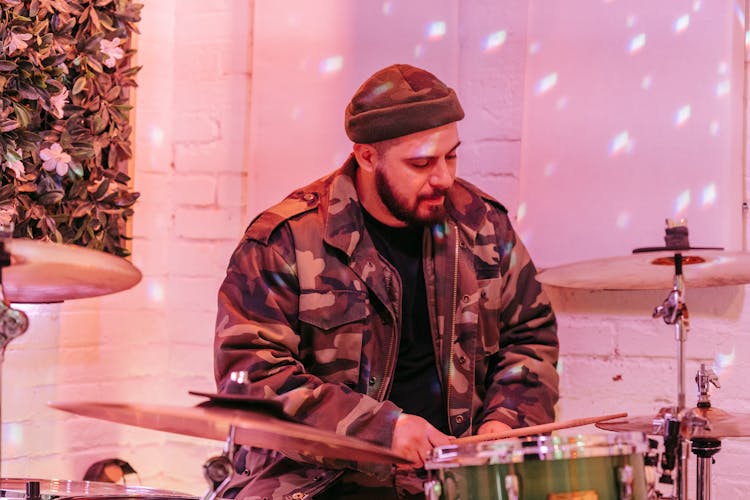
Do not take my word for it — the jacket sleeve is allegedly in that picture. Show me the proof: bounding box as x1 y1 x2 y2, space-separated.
478 215 560 428
214 226 402 457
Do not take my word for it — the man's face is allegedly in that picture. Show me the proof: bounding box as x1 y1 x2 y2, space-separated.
372 122 460 227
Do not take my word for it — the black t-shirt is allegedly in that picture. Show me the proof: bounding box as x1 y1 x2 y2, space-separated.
362 210 449 434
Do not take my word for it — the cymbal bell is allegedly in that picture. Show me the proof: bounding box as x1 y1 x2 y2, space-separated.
0 238 141 303
536 249 750 290
49 400 408 465
596 406 750 439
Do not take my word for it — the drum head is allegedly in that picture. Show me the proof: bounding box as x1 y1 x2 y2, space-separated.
0 479 197 500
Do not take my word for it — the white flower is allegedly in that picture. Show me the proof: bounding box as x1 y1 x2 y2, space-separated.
4 148 24 178
39 143 72 176
50 88 69 119
5 32 32 55
100 37 124 68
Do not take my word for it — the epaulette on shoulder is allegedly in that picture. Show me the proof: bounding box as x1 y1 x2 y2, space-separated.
455 177 509 214
244 191 320 245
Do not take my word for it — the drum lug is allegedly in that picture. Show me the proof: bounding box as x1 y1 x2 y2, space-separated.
504 473 519 500
617 465 634 500
423 479 442 500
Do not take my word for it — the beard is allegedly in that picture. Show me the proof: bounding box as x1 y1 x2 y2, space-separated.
374 166 448 227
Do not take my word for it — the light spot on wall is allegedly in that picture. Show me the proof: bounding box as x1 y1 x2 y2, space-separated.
517 201 527 222
701 183 717 207
735 3 745 28
709 120 720 136
674 189 691 215
556 96 569 110
626 14 637 28
427 21 446 41
716 80 730 97
544 162 558 177
641 74 653 89
3 423 23 454
528 41 541 55
616 211 631 229
414 44 424 58
148 281 165 304
483 30 507 52
382 1 393 15
715 348 734 376
609 130 634 156
150 126 164 146
534 73 558 95
674 14 690 33
319 56 343 74
674 104 691 127
628 33 646 53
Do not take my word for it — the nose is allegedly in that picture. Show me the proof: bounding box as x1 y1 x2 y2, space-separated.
429 158 454 190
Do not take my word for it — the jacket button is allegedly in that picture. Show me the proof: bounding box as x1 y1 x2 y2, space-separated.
303 193 316 202
455 415 465 424
369 376 377 385
458 356 466 365
462 295 470 303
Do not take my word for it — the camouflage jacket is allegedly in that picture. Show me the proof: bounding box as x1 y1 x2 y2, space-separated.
214 156 559 499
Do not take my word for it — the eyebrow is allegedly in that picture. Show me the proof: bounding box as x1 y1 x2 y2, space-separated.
406 141 462 160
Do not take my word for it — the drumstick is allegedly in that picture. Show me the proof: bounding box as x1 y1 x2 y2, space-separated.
453 412 628 445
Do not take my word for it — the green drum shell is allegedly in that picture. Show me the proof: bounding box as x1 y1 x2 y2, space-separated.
425 432 649 500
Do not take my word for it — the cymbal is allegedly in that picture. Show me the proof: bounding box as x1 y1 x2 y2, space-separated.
0 238 141 303
596 406 750 439
49 400 408 465
0 478 196 499
536 249 750 290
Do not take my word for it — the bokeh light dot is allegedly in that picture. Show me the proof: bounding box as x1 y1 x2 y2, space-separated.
641 74 653 89
534 73 558 95
716 80 730 97
674 14 690 33
674 189 691 214
427 21 446 40
483 30 507 52
674 105 691 127
628 33 646 53
701 183 717 207
517 202 527 222
616 212 631 229
709 121 720 136
382 1 393 15
319 56 343 74
609 131 633 156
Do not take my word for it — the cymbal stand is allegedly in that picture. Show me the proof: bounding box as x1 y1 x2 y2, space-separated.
0 236 29 475
201 424 237 500
691 364 721 500
652 253 690 499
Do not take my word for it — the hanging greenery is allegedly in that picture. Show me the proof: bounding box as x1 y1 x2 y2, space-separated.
0 0 142 257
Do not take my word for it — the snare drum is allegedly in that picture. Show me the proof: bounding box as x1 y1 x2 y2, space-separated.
0 478 197 500
424 433 649 500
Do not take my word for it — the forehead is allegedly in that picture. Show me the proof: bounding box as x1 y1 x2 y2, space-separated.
384 122 459 157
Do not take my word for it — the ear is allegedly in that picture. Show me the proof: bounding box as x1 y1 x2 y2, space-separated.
353 143 378 173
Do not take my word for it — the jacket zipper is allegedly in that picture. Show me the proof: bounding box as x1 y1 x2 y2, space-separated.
375 266 401 401
445 222 460 434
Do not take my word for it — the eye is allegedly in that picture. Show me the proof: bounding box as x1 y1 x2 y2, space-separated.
410 158 432 169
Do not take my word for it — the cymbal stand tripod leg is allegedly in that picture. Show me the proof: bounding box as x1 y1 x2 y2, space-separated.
201 424 237 500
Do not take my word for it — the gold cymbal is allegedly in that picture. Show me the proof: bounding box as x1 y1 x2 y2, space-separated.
596 406 750 439
536 249 750 290
49 400 408 465
0 238 141 303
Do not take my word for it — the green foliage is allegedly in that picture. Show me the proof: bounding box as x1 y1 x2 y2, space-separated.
0 0 142 257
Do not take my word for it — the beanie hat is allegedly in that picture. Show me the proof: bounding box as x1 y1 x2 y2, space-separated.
345 64 465 144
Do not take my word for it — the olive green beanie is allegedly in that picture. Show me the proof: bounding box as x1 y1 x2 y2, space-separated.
345 64 464 144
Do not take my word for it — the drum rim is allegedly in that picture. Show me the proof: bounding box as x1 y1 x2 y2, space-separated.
425 432 650 468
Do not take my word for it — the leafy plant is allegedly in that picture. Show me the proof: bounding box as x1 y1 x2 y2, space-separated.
0 0 142 257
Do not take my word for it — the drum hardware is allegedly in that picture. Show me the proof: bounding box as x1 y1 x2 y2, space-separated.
201 425 236 500
0 478 197 500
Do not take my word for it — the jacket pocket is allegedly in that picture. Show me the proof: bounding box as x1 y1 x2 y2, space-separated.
477 278 502 356
298 290 369 385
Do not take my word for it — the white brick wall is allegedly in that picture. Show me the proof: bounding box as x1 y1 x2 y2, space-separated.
4 2 749 499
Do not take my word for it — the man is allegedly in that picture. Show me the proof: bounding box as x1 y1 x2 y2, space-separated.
214 64 559 499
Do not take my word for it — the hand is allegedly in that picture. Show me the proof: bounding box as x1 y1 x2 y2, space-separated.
392 413 452 467
476 420 513 436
